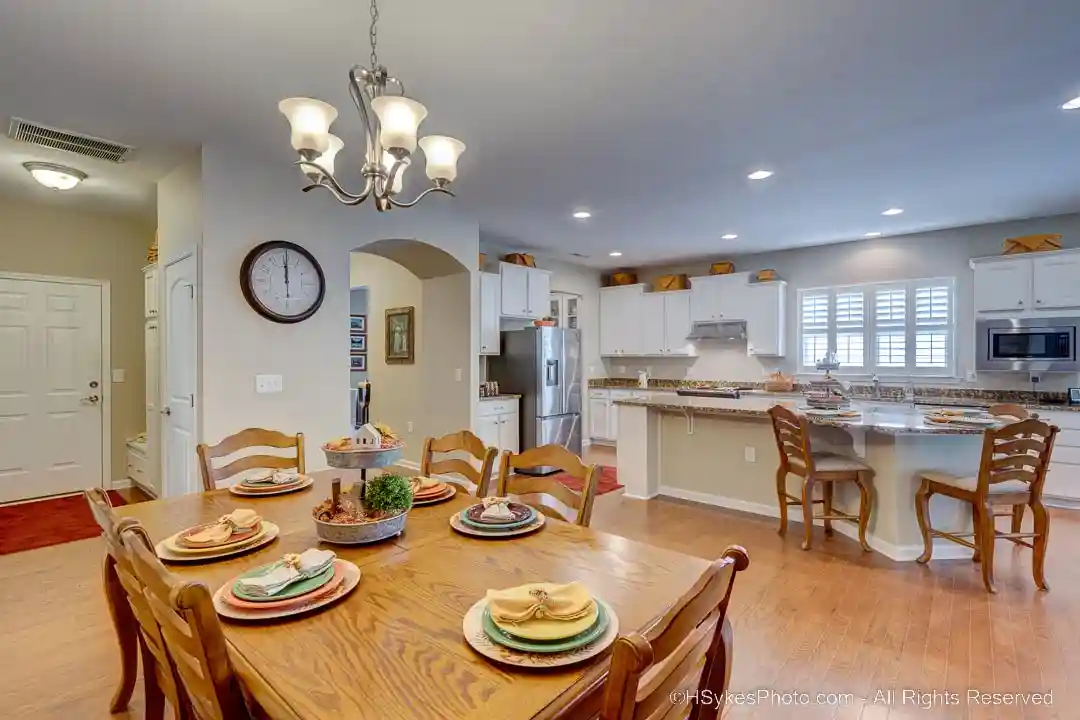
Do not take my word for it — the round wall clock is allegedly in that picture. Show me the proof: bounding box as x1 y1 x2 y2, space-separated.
240 241 326 324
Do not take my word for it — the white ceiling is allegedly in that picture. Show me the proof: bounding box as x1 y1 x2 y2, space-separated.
2 0 1080 266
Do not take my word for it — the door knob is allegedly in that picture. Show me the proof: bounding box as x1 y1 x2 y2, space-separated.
82 394 100 404
161 407 172 416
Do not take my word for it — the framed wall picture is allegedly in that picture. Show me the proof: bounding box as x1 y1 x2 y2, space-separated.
350 354 367 371
350 314 367 334
350 334 367 353
385 306 415 364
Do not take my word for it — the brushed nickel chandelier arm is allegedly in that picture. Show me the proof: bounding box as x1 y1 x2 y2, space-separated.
386 184 455 209
297 160 374 205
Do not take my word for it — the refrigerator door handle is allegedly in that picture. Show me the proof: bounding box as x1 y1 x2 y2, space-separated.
545 359 559 386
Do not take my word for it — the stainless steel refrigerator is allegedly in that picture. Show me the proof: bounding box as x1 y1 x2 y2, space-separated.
487 326 581 473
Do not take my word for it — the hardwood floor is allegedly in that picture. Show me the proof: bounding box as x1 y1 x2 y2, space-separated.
2 456 1076 719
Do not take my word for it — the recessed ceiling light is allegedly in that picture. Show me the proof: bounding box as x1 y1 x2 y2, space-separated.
882 207 904 216
864 232 882 238
747 170 773 181
572 210 592 219
609 251 623 257
1062 95 1080 110
721 234 739 240
23 161 87 191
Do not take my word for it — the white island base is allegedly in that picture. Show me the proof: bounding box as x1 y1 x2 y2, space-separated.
617 398 987 562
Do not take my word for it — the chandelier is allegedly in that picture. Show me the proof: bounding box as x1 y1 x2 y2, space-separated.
278 0 465 210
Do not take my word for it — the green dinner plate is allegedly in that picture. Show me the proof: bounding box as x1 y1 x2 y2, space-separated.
482 602 608 653
459 505 537 531
232 562 334 603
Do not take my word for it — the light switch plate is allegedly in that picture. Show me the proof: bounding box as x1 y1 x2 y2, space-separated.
744 446 756 463
454 368 463 382
255 374 283 394
111 369 126 383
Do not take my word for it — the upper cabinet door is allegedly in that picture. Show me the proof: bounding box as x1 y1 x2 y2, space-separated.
144 266 159 318
499 263 530 317
663 292 693 355
973 260 1031 313
744 282 786 356
1033 254 1080 310
479 272 501 355
689 276 717 323
526 268 551 319
599 288 621 356
641 294 666 355
715 274 750 320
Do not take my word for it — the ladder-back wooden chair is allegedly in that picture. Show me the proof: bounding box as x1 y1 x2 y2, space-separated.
599 546 750 720
915 418 1059 593
496 444 599 527
121 523 257 720
419 429 498 497
768 405 874 552
85 489 188 720
197 428 305 491
986 404 1036 532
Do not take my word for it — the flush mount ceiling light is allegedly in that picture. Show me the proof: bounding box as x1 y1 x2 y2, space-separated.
572 210 592 219
747 170 773 180
23 161 87 190
278 0 465 211
882 207 904 216
721 233 738 240
864 232 882 238
609 251 623 257
1062 95 1080 110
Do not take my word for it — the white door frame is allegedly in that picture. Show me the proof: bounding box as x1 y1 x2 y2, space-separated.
160 246 201 496
0 270 112 491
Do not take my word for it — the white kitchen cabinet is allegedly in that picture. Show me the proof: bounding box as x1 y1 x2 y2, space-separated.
499 262 551 319
588 396 610 440
689 272 751 323
479 272 501 355
641 294 666 355
475 415 501 452
744 282 787 357
973 260 1031 313
1033 254 1080 310
599 285 645 356
143 265 159 318
477 397 520 454
498 411 520 454
1035 409 1080 504
662 291 693 355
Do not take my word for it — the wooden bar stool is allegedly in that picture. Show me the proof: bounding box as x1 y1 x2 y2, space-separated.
768 405 874 552
915 418 1059 594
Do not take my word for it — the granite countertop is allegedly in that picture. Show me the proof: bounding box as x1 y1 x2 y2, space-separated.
479 394 522 401
613 395 991 435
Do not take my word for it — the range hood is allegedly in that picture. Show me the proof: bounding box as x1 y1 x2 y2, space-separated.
686 319 747 340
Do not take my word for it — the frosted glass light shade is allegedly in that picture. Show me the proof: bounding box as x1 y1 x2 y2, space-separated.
418 136 466 182
371 96 428 153
278 97 338 153
313 134 344 175
382 152 410 194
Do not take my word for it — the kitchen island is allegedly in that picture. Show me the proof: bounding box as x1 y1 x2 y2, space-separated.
615 392 989 561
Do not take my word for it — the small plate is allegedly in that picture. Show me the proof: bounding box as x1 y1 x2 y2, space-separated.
484 603 608 653
177 523 261 549
459 506 537 531
213 561 361 621
465 502 533 525
156 522 280 563
411 485 457 506
229 476 314 497
224 563 347 611
450 511 545 539
463 597 618 668
162 521 273 556
232 561 335 603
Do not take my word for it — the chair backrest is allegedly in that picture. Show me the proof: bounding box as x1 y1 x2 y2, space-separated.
85 489 187 717
768 405 816 476
987 403 1033 420
600 546 750 720
197 428 305 491
121 523 250 720
496 444 599 526
976 418 1059 498
419 430 498 497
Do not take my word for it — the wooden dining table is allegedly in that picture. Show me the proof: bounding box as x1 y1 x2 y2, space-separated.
118 469 712 720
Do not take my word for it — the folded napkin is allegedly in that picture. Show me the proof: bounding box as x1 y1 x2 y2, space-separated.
237 549 336 597
413 476 441 491
480 496 515 522
185 509 261 544
486 581 594 624
245 470 301 486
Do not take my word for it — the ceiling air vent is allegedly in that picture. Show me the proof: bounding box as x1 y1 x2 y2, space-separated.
6 117 135 163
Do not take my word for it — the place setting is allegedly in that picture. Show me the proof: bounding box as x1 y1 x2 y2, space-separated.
155 508 280 563
463 581 618 667
409 475 456 506
228 469 314 497
450 496 545 538
922 408 999 426
212 548 361 621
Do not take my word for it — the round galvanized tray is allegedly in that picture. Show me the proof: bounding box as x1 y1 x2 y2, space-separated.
313 510 407 545
322 443 405 470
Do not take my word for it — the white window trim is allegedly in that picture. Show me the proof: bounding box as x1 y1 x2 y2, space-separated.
797 277 957 379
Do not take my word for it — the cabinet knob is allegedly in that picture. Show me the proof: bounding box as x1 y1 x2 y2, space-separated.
1036 299 1043 304
1019 300 1024 305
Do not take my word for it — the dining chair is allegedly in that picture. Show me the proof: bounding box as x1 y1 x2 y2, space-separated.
768 405 874 552
85 489 189 720
419 429 498 497
120 522 257 720
915 418 1059 593
197 428 306 491
496 444 600 526
986 404 1037 532
599 546 750 720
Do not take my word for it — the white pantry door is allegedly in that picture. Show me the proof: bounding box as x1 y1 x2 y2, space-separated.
161 253 198 497
0 277 104 503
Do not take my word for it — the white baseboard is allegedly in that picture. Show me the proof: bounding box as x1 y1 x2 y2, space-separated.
111 477 132 490
1044 495 1080 511
657 485 971 562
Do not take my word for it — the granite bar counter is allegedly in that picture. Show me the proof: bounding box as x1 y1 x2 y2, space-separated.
615 394 990 561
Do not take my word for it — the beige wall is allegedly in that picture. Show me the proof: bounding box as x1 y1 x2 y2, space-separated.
0 196 154 478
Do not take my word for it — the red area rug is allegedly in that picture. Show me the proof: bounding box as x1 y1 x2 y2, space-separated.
552 465 623 496
0 490 127 556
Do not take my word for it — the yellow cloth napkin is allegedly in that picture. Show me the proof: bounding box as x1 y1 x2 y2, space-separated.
486 582 594 624
186 509 260 544
412 476 441 490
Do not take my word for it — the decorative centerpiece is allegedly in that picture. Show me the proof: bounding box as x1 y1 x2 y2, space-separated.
804 352 851 410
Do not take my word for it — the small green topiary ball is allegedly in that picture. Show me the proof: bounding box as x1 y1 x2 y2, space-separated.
364 473 413 513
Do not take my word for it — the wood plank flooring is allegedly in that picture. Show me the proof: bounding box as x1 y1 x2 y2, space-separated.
1 452 1076 719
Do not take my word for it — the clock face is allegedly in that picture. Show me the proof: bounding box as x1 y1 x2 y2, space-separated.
240 241 326 323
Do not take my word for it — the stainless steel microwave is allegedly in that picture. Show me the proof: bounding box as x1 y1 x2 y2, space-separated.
976 317 1079 372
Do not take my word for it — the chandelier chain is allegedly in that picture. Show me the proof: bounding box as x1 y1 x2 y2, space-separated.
369 0 380 69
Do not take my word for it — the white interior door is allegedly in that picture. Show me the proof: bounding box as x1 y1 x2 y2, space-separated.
161 253 198 497
0 276 104 503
